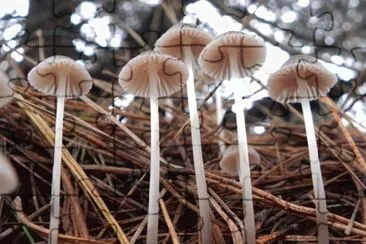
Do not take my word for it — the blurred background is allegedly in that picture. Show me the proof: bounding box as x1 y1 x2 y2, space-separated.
0 0 365 130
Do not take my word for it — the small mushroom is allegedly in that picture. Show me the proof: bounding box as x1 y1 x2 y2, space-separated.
27 55 93 244
268 55 337 243
154 23 214 244
220 145 260 175
199 31 266 243
119 51 188 244
0 153 19 195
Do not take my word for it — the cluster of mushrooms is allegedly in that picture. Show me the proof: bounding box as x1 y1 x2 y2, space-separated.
0 23 337 244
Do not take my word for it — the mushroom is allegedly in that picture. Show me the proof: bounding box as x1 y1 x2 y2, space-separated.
0 152 19 195
198 31 266 243
267 55 337 243
154 23 214 243
219 145 260 175
119 51 188 244
27 55 93 244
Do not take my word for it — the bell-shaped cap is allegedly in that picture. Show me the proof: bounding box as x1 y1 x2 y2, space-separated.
0 71 14 108
118 51 189 98
198 31 266 80
27 56 93 98
219 145 260 174
154 23 214 63
0 153 19 194
267 55 337 103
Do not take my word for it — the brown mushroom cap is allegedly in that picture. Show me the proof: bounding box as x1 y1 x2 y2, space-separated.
0 71 14 108
219 145 260 174
154 23 214 62
118 51 189 98
267 55 337 103
27 56 93 98
198 31 266 80
0 153 19 194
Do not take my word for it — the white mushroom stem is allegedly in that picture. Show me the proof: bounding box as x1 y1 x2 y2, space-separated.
48 96 65 244
147 95 160 244
297 79 329 243
215 87 225 154
230 49 256 244
184 49 212 244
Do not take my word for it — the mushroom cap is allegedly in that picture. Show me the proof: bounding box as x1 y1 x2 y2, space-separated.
219 145 260 174
198 31 266 80
0 153 19 194
118 51 189 98
154 23 214 62
0 71 14 108
267 55 337 103
27 56 93 98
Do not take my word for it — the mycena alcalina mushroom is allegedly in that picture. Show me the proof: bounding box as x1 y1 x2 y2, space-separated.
27 55 93 244
119 51 188 244
198 31 266 244
154 23 214 244
267 55 337 244
220 145 260 175
219 144 260 240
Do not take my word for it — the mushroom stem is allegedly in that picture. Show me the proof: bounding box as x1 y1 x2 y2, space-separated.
230 49 256 244
297 79 329 243
233 78 256 244
184 54 212 244
147 96 160 244
215 87 225 154
48 96 65 244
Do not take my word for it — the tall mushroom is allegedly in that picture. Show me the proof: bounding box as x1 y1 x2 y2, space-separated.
267 55 337 243
198 31 266 243
119 51 188 244
27 55 93 244
0 152 19 195
154 23 214 243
